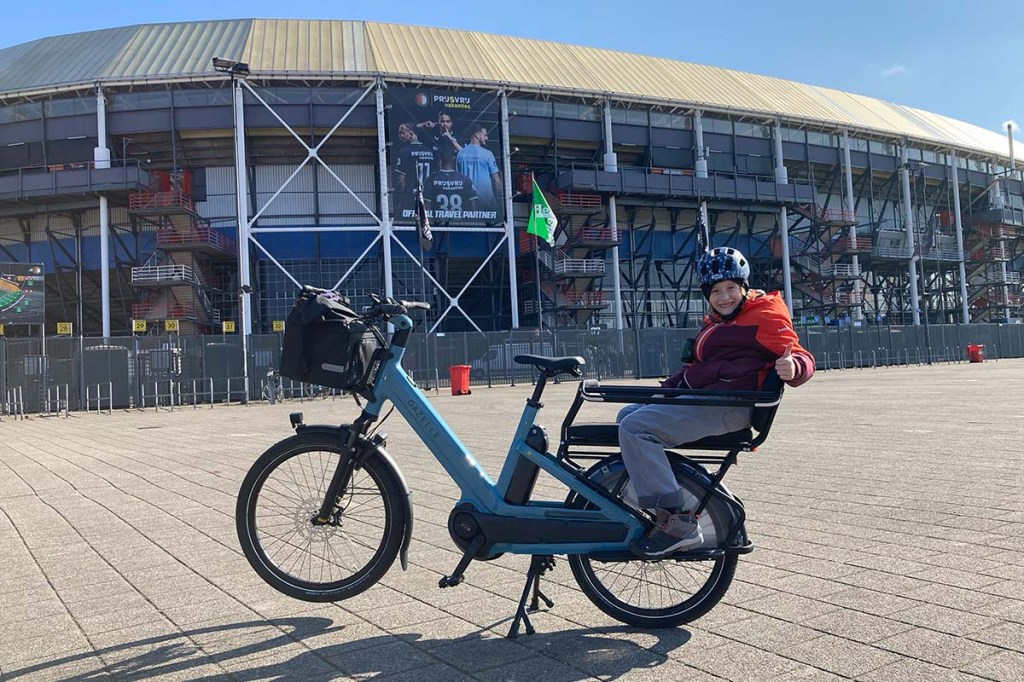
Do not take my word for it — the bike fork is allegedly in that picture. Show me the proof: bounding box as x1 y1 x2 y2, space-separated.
312 418 372 524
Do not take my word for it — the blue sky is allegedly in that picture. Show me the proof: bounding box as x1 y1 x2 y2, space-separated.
2 1 1021 140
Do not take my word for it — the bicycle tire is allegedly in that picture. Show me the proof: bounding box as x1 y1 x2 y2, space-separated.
236 433 406 602
568 454 738 628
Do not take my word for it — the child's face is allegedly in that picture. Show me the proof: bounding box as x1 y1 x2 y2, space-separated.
709 280 745 316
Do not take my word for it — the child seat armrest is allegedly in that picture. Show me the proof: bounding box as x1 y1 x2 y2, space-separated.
580 381 781 409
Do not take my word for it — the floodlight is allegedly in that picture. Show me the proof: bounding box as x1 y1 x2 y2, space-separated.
212 57 250 77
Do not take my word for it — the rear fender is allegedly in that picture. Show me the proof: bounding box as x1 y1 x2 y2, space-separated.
295 423 414 570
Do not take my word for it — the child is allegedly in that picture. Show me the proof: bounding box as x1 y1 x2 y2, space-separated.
619 246 815 558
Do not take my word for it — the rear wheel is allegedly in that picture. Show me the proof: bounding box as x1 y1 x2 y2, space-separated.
236 433 406 602
568 455 738 628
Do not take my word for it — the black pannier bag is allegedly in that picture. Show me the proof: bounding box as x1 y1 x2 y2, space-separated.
279 290 384 392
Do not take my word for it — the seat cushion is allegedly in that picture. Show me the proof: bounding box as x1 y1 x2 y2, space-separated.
566 422 753 449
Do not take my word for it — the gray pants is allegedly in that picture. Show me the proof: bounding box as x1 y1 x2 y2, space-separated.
617 402 751 509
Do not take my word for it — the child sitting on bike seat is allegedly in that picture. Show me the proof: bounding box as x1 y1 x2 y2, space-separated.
619 247 815 558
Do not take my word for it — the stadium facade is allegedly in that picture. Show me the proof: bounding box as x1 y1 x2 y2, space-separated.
0 18 1021 340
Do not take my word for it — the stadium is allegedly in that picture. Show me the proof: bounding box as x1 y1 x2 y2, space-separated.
0 19 1022 410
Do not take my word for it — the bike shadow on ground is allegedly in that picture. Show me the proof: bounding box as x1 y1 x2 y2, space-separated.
1 614 694 681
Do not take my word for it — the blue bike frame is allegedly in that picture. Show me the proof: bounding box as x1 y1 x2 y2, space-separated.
361 314 642 556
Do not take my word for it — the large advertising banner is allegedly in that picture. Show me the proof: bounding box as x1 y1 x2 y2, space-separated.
0 262 44 325
387 87 505 227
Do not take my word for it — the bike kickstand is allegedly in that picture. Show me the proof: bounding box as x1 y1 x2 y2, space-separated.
529 556 556 612
508 555 556 639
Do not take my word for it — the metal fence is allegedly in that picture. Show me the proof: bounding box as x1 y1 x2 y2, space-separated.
1 322 1021 416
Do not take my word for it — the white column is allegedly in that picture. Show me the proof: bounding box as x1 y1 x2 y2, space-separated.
842 130 863 321
694 110 708 179
603 101 624 336
775 121 793 313
95 87 111 337
94 87 111 170
950 151 970 323
500 92 520 328
233 80 252 335
1007 122 1016 173
988 162 1005 210
99 196 110 337
779 207 793 314
232 77 252 402
375 83 394 302
773 119 788 185
900 144 921 325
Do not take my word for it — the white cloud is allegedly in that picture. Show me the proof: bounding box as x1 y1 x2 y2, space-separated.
880 64 906 78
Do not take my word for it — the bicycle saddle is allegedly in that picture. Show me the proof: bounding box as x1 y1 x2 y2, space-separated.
514 355 585 376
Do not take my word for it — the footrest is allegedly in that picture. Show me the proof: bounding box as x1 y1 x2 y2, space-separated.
565 423 755 449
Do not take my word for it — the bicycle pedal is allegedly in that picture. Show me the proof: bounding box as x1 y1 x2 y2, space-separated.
438 574 464 588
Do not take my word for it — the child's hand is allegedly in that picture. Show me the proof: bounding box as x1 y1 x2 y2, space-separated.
660 367 688 388
775 343 796 381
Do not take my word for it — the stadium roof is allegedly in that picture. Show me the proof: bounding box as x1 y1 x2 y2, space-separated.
0 19 1014 160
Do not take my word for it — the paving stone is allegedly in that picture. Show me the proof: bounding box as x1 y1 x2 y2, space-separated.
783 634 901 677
969 620 1024 652
673 639 802 681
429 633 536 673
961 650 1024 682
801 609 913 644
741 592 840 623
874 628 1002 669
711 613 822 650
820 588 920 617
890 603 1000 637
857 657 991 682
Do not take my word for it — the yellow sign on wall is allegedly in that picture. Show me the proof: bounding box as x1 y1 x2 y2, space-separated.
56 322 73 335
0 323 4 336
164 319 180 333
272 320 285 332
223 321 236 333
132 319 147 333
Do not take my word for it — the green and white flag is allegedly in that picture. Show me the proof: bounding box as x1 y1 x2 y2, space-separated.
527 179 557 245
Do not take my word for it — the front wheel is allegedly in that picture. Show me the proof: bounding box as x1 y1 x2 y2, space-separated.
568 454 738 628
236 433 406 602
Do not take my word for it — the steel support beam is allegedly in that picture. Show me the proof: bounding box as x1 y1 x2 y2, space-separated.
500 92 520 328
602 100 624 339
899 144 921 325
95 87 111 337
775 121 793 312
842 129 863 321
694 110 708 179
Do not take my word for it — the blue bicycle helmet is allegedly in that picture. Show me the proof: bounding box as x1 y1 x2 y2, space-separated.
698 247 750 299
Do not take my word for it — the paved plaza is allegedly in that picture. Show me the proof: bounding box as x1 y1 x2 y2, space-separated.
1 360 1023 681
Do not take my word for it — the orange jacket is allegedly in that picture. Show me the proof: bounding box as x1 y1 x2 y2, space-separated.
670 290 815 392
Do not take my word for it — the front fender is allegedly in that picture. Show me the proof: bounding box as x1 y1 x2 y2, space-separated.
296 423 414 570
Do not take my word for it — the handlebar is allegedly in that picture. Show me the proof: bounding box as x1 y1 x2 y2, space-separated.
362 293 431 319
299 286 430 319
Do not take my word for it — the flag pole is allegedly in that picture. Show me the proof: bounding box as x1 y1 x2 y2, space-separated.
535 242 542 332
